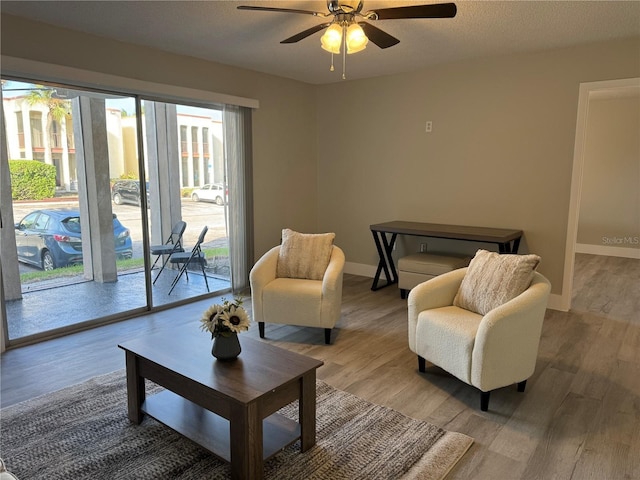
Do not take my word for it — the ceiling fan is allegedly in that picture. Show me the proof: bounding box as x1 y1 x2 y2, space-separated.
237 1 457 50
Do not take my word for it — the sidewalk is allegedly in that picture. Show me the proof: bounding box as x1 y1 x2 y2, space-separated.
12 192 79 204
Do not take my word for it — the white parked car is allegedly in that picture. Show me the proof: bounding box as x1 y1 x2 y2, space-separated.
191 184 227 205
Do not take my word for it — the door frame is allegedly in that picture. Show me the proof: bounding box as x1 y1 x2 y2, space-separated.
561 77 640 311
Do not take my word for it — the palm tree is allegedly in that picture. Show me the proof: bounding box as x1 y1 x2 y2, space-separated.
25 85 71 124
25 86 72 182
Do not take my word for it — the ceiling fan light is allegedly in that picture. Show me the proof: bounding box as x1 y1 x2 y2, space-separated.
346 23 368 54
321 23 342 54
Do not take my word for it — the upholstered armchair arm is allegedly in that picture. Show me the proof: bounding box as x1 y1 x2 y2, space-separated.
322 246 345 297
407 267 467 351
321 246 345 325
471 273 551 391
249 246 280 323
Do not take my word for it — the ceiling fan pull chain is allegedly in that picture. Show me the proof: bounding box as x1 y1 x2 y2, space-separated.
342 24 347 80
330 53 335 72
342 54 346 80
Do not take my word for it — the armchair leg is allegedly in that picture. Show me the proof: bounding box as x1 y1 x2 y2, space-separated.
418 356 426 373
258 322 265 338
517 380 527 392
400 289 407 299
480 391 490 411
324 328 332 345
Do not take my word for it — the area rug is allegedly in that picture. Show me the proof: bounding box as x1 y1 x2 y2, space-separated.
1 371 472 480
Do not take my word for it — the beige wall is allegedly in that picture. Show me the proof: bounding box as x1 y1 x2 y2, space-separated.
577 94 640 250
316 37 640 295
1 14 319 258
3 14 640 298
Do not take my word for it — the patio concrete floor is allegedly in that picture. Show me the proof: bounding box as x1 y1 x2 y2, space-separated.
5 268 230 340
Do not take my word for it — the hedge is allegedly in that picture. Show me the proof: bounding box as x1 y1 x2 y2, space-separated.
9 160 57 200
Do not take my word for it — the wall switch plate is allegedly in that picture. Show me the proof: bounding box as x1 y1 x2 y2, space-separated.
425 121 433 133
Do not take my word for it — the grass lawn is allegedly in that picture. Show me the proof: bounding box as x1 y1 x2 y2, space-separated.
20 247 229 284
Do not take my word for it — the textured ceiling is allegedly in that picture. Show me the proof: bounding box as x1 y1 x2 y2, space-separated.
1 1 639 85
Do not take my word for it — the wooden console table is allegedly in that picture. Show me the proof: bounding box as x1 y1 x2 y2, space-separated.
370 221 523 291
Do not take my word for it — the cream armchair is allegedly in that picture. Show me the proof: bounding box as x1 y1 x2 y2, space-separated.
250 243 345 344
408 266 551 411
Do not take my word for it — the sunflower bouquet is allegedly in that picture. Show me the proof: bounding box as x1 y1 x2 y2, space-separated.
200 297 251 338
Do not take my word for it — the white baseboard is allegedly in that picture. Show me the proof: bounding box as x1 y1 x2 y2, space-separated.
546 294 566 312
575 243 640 259
344 261 378 278
344 262 566 311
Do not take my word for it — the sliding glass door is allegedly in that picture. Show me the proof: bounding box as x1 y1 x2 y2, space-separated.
2 80 149 340
140 99 230 307
1 78 240 345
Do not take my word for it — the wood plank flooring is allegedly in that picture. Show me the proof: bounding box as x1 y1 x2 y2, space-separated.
1 253 638 479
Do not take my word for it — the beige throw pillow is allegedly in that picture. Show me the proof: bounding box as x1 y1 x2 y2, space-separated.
276 229 335 281
453 249 541 315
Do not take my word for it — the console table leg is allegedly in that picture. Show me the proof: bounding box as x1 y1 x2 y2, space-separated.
371 231 390 290
371 231 398 290
511 237 521 254
381 233 398 283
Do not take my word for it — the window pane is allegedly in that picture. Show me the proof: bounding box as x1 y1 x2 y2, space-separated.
2 79 147 340
141 100 230 306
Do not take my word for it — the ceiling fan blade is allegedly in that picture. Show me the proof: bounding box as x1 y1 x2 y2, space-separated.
281 23 331 44
237 5 327 17
359 22 400 49
370 3 457 20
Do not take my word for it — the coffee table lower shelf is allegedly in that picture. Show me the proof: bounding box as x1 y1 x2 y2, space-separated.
142 390 302 462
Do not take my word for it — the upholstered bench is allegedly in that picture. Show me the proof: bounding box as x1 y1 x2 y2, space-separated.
398 252 470 299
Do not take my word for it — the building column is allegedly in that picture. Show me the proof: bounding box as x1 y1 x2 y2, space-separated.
41 111 52 165
197 127 205 187
187 127 194 187
144 102 182 247
60 117 71 191
21 109 32 158
72 97 117 283
0 94 23 302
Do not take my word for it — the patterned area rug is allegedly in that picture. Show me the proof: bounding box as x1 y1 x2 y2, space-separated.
1 371 472 480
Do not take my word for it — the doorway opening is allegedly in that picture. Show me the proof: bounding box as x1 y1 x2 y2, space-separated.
563 77 640 310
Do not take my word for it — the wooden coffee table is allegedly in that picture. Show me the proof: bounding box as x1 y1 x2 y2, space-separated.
118 329 323 479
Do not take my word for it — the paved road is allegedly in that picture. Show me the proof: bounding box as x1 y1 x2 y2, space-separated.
12 198 228 273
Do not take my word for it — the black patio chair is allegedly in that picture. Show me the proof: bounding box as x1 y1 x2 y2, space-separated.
168 226 210 295
150 220 187 284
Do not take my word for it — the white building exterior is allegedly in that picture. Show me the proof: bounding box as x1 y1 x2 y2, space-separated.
3 95 224 193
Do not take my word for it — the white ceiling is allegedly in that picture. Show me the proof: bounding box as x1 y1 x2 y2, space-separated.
2 1 639 85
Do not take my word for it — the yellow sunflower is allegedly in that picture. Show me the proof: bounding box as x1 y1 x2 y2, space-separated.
200 304 222 334
219 305 251 333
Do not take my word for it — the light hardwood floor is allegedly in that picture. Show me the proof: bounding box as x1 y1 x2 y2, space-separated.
1 253 638 479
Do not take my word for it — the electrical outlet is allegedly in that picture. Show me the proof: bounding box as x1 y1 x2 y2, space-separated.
425 121 433 133
420 243 427 253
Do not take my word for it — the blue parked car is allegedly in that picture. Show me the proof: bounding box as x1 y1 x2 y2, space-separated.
14 209 133 270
